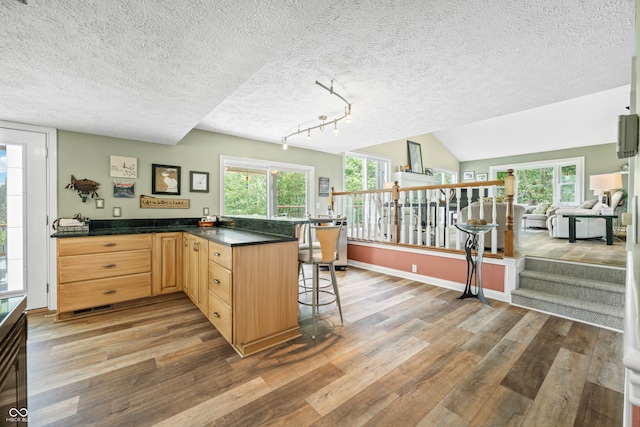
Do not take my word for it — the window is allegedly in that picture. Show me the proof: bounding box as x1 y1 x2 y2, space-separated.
221 156 313 218
344 152 390 191
432 168 457 185
490 157 584 205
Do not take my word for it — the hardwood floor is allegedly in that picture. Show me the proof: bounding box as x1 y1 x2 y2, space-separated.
517 227 626 267
26 267 624 426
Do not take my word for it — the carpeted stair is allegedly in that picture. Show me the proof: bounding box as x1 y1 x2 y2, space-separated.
511 257 625 331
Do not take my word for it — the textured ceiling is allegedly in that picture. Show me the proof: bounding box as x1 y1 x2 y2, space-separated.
0 0 634 160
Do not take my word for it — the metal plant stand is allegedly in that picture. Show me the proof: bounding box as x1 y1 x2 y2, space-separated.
455 223 497 307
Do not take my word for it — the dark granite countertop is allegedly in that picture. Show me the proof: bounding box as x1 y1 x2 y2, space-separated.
51 217 297 247
0 296 26 343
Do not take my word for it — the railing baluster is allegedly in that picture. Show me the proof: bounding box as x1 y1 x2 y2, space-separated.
425 190 433 246
491 189 497 254
455 187 461 250
444 188 451 249
417 190 424 246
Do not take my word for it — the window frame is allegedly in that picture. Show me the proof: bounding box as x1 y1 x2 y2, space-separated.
432 167 458 185
343 151 391 191
220 156 314 217
489 156 585 205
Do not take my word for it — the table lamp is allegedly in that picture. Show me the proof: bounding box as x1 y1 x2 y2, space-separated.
589 173 623 207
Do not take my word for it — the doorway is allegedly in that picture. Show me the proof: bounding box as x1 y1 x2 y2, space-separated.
0 122 56 310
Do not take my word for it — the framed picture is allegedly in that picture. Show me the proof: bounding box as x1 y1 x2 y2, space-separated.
476 173 488 182
110 156 137 178
463 171 475 181
190 171 209 193
152 164 181 195
319 177 330 197
407 141 423 173
113 181 135 198
424 167 434 176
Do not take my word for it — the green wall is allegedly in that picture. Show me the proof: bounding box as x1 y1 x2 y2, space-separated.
57 129 343 219
354 133 459 174
460 143 629 196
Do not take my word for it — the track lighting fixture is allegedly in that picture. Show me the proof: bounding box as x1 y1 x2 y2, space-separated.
282 80 352 149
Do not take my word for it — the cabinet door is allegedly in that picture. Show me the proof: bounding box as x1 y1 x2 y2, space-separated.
195 236 209 314
182 234 193 301
152 232 183 295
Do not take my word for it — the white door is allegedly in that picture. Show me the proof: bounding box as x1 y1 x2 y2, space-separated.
0 122 55 310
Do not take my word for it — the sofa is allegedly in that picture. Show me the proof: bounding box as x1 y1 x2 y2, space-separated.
522 203 556 229
546 191 624 239
460 202 525 249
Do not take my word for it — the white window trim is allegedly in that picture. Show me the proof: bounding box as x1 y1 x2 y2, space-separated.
220 155 314 217
344 151 391 191
432 167 458 184
489 156 585 205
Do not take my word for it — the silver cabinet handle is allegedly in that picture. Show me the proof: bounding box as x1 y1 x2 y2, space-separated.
213 312 220 318
103 242 116 247
103 290 116 294
103 264 116 268
213 279 220 284
213 252 220 257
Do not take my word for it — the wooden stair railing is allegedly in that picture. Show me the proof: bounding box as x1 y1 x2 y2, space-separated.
330 169 516 257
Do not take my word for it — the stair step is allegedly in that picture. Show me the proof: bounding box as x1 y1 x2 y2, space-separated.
518 270 625 306
523 257 625 284
511 288 623 331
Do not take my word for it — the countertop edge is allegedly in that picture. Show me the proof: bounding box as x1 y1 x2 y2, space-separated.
0 296 27 344
51 226 297 247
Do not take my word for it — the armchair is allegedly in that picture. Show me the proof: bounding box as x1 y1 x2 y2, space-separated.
522 202 555 229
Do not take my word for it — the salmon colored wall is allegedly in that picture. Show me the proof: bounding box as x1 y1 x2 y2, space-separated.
348 244 505 292
634 405 639 427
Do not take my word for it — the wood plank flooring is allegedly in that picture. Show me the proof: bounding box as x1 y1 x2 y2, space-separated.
26 267 624 426
516 227 626 267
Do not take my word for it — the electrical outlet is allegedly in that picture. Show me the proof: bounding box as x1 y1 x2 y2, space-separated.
411 264 417 273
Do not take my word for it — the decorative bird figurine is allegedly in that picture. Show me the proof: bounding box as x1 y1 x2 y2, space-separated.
65 175 100 202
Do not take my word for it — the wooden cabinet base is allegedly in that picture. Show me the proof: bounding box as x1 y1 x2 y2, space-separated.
232 326 301 358
55 293 184 322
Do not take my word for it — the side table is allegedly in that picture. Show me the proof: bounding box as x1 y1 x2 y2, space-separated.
562 214 618 245
454 223 497 307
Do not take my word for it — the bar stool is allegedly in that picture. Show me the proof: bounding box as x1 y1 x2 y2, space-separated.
298 219 343 339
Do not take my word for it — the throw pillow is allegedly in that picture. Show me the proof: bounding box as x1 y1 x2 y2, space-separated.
591 202 604 214
577 199 598 209
532 203 551 215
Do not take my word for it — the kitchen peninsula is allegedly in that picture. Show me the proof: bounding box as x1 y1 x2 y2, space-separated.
53 217 301 357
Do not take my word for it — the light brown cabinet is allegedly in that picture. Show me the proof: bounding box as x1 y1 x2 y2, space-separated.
56 230 301 357
183 233 208 314
208 241 233 343
152 232 183 295
56 234 153 320
207 240 300 357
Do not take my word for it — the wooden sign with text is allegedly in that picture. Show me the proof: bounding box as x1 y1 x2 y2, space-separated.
140 195 190 209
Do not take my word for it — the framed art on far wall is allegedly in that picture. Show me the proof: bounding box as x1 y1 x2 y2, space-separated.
152 164 181 195
463 171 475 181
407 141 423 173
190 171 209 193
319 177 330 197
476 173 488 182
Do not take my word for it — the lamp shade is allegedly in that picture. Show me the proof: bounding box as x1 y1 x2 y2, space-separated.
589 173 623 192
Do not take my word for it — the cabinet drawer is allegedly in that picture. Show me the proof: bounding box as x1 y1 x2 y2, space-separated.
208 290 232 343
59 250 151 283
208 241 232 270
208 260 231 304
58 234 152 256
58 273 152 313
